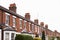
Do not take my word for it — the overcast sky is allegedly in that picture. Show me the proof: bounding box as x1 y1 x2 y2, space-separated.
0 0 60 32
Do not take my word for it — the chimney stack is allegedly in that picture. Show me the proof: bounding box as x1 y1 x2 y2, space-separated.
54 30 57 32
34 19 38 24
25 13 30 20
45 24 48 29
9 3 16 13
40 22 44 27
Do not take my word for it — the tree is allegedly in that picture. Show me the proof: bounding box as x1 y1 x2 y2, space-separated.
42 31 45 40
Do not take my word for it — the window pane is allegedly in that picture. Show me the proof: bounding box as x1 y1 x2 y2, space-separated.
32 24 34 32
24 21 26 28
13 17 16 27
11 33 14 40
20 20 22 29
29 23 31 31
5 14 9 25
5 33 9 40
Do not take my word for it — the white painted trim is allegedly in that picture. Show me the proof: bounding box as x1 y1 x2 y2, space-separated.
20 18 22 20
13 16 16 18
32 24 34 25
38 26 39 34
5 13 10 15
5 24 9 26
29 22 31 24
45 36 48 40
24 20 27 22
4 31 16 40
0 29 1 40
54 37 57 40
16 32 21 34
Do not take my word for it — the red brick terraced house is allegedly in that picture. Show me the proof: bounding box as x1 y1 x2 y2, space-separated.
0 3 60 40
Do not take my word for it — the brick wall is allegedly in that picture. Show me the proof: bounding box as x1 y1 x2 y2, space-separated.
0 3 60 37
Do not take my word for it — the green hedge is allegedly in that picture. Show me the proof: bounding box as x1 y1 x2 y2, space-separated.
57 37 60 40
34 37 42 40
48 37 55 40
15 34 33 40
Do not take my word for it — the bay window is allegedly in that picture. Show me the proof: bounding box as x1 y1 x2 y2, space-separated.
5 33 9 40
11 33 15 40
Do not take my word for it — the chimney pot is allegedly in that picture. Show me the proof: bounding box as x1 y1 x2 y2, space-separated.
34 19 38 24
9 3 16 13
10 3 16 7
25 13 30 20
45 24 48 29
40 22 44 27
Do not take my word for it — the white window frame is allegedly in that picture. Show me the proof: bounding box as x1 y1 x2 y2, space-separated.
5 13 10 26
32 24 34 32
29 22 31 31
4 31 16 40
0 29 1 40
13 16 16 27
11 33 15 40
20 19 22 29
37 26 39 34
5 33 9 40
24 20 27 28
35 25 37 32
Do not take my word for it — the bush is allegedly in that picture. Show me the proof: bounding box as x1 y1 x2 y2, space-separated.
15 34 33 40
34 37 42 40
57 37 60 40
48 37 55 40
42 31 45 40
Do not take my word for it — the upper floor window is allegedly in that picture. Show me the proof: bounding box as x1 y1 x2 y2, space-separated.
35 25 37 32
32 24 34 32
29 23 31 31
37 26 39 34
13 16 16 27
20 19 22 29
5 14 10 26
24 20 26 28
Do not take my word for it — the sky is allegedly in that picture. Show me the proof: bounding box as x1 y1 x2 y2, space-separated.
0 0 60 32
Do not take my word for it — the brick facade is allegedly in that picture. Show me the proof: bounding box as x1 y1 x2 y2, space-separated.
0 3 60 38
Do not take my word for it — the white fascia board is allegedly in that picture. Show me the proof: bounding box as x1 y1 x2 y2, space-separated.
5 13 10 15
4 31 16 33
16 32 21 34
4 31 16 40
0 29 1 31
24 20 27 22
0 29 1 40
20 18 22 20
29 22 31 24
13 16 16 18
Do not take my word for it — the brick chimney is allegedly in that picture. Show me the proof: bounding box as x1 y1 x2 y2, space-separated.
54 30 57 32
54 30 57 36
9 3 16 13
45 24 48 29
25 13 30 20
40 22 44 27
34 19 38 24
